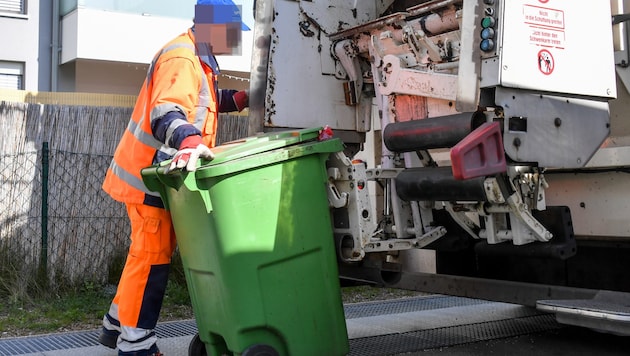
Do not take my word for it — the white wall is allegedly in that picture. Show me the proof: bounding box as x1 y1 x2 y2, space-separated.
61 7 253 72
61 8 193 65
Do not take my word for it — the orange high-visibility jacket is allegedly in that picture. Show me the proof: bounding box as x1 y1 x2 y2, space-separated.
102 29 218 205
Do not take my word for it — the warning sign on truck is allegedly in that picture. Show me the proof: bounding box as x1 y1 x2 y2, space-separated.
500 0 616 98
537 49 554 75
523 5 565 49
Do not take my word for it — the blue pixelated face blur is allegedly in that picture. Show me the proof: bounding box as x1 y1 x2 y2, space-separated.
194 3 244 56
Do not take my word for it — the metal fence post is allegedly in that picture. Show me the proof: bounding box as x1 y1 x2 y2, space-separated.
40 142 49 277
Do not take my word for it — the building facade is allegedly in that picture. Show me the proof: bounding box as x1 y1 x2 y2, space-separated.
0 0 252 95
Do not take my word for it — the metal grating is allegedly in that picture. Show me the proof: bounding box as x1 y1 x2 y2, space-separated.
155 320 198 338
0 297 557 355
344 295 491 319
348 314 561 356
0 320 198 356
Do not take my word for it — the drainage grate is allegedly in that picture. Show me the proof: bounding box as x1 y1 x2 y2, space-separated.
155 320 198 338
0 297 556 355
344 295 491 319
348 314 561 356
0 320 198 356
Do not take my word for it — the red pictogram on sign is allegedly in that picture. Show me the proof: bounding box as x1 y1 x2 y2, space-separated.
539 0 549 3
538 49 554 75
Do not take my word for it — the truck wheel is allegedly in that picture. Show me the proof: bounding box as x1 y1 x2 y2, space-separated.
242 344 279 356
188 333 207 356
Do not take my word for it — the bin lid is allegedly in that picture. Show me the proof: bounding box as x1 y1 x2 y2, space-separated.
140 126 343 210
207 127 323 165
192 126 343 178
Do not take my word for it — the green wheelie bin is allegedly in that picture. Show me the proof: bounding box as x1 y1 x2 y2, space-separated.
141 127 349 356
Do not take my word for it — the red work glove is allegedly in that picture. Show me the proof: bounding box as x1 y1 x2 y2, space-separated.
318 125 334 141
233 90 249 112
168 135 214 172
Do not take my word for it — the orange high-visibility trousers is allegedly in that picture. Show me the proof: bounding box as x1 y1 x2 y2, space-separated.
108 203 177 351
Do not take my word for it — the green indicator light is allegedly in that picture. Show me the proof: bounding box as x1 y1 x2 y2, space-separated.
481 16 495 28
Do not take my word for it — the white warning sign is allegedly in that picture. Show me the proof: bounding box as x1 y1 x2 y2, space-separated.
523 5 565 48
500 0 616 98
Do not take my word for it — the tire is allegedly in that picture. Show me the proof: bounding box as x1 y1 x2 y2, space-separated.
188 333 208 356
241 344 280 356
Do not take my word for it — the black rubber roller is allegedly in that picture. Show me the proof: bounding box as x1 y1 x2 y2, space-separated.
383 112 486 152
396 166 488 202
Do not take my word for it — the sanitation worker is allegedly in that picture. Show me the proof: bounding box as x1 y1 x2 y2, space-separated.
98 1 249 354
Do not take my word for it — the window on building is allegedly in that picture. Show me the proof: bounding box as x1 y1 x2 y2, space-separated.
0 0 26 15
0 62 24 90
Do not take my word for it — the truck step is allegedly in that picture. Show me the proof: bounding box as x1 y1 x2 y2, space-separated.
537 291 630 336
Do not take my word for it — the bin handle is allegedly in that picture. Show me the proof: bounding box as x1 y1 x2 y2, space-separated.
146 164 214 213
155 165 185 190
139 165 173 210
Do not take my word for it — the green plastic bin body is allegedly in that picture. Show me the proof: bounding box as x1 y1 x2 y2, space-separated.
142 128 349 356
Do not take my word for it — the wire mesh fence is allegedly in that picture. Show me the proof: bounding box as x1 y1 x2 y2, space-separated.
0 99 250 293
0 150 43 297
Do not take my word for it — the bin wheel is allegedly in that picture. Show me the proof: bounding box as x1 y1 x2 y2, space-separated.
242 344 279 356
188 333 207 356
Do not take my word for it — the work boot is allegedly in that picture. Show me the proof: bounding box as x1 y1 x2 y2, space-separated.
118 343 163 356
98 326 120 349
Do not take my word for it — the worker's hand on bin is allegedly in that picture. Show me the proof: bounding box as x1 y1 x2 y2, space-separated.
169 135 214 172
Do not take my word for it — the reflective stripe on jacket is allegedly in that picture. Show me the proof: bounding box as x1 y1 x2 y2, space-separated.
102 29 218 204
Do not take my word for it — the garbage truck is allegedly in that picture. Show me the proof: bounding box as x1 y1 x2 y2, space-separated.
245 0 630 335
